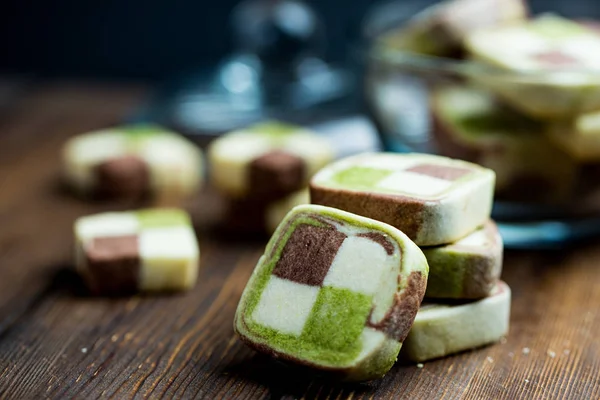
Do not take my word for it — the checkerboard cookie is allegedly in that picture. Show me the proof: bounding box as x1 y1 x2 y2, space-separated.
432 85 577 203
234 204 429 381
310 153 495 246
423 220 503 299
465 15 600 118
74 209 199 294
401 281 511 362
63 124 203 201
208 121 334 200
379 0 526 57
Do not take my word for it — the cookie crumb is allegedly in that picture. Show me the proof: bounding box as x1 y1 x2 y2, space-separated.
487 356 494 363
547 350 556 358
417 363 424 369
522 347 530 355
111 335 119 342
81 348 88 354
525 379 530 383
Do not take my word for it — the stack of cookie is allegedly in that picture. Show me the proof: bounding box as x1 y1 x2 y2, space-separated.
234 204 429 381
234 152 511 381
207 121 334 233
378 4 600 207
310 152 510 363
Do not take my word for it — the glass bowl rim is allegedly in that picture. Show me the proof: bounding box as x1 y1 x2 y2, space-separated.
363 0 600 84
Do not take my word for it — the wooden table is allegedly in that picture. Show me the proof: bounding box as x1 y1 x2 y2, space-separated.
0 82 598 399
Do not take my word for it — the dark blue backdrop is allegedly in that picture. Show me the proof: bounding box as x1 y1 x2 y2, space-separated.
0 0 377 80
0 0 573 80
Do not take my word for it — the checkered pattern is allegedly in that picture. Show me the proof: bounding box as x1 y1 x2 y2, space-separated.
63 124 203 194
211 121 332 163
249 215 399 354
317 153 477 199
208 121 334 197
466 15 600 71
75 209 199 291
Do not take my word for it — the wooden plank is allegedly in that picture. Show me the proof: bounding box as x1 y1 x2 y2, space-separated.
0 82 148 335
0 83 598 399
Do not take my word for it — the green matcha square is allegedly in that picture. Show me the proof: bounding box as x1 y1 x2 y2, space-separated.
249 121 300 136
457 111 541 138
136 209 190 228
332 167 393 189
302 286 372 352
123 124 165 139
123 124 170 151
423 253 466 298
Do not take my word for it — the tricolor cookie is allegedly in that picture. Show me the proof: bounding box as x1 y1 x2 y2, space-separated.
401 281 511 362
423 221 503 299
74 209 199 294
379 0 526 57
431 85 577 203
234 204 429 381
63 124 203 201
465 15 600 118
310 153 495 246
208 121 334 200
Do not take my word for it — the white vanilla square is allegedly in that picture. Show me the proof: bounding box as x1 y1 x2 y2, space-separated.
323 236 390 296
215 133 273 163
282 134 332 159
356 327 386 362
358 154 418 171
139 227 199 260
376 171 452 196
138 135 193 166
68 131 130 165
456 229 489 247
252 276 320 336
76 213 139 242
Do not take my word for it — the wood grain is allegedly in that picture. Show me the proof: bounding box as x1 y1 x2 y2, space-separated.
0 82 599 399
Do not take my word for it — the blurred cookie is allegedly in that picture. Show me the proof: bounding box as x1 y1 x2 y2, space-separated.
208 121 334 200
74 209 199 294
63 124 203 202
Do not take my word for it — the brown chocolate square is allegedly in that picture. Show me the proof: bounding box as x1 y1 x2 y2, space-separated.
272 224 346 286
249 151 305 199
533 50 579 67
84 235 140 294
94 156 150 200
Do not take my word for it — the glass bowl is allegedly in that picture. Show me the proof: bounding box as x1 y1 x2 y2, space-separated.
362 0 600 248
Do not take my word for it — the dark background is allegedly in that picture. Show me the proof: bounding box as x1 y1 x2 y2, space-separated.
0 0 377 81
0 0 583 82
